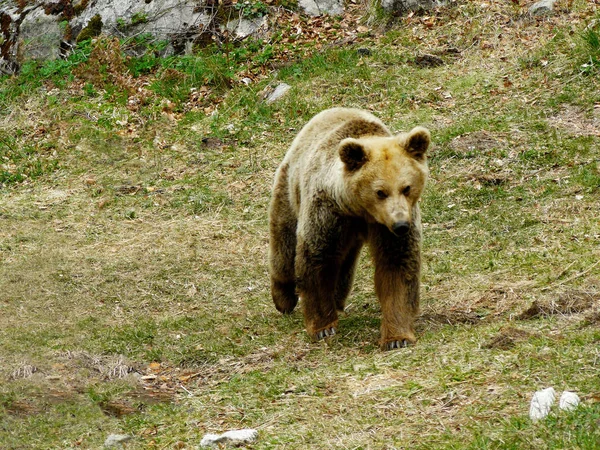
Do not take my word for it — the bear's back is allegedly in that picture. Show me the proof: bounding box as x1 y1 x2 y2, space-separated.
284 108 391 169
281 108 392 215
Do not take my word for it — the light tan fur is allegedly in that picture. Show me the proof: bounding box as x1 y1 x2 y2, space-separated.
268 108 430 349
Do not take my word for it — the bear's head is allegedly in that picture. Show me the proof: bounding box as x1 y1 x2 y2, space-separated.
339 127 430 235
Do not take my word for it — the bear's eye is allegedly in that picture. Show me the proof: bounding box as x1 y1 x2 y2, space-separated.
376 190 388 199
403 186 411 196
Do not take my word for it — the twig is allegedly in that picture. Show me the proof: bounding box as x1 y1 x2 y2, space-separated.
541 260 600 291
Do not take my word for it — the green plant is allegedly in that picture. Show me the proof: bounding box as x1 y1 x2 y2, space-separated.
130 12 149 26
233 1 269 19
0 137 59 187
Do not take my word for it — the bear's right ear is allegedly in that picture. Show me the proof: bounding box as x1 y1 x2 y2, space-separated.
339 139 368 172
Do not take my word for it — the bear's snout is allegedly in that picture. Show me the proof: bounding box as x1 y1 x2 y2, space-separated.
392 220 410 235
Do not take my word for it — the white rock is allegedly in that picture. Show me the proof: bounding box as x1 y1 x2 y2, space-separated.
200 434 221 447
528 0 557 16
200 429 258 447
104 434 132 447
529 387 556 421
298 0 344 16
265 83 292 104
559 391 580 411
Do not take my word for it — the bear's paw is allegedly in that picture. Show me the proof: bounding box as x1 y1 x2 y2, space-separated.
383 338 414 351
315 327 336 341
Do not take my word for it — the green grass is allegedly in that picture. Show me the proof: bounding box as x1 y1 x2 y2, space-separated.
1 1 600 449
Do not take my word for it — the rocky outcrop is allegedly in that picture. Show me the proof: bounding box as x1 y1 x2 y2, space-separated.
0 0 212 73
0 0 447 73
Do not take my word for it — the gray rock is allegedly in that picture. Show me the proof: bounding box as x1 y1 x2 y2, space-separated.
528 0 557 16
104 434 132 448
380 0 444 14
18 8 63 60
0 0 212 73
224 15 268 40
70 0 211 42
298 0 344 16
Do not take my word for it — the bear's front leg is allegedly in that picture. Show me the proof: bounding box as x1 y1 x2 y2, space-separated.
369 223 421 350
295 206 348 341
374 269 419 349
295 236 340 340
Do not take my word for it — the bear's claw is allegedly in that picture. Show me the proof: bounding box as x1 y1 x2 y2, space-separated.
315 327 336 340
385 339 409 350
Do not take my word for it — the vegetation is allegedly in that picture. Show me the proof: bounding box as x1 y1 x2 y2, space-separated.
0 1 599 449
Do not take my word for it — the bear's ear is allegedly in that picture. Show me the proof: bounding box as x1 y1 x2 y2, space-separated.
404 126 431 160
339 138 369 171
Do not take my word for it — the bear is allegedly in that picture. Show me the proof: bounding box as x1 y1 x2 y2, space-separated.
268 108 430 350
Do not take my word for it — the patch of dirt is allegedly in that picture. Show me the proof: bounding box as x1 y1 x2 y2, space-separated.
200 137 226 149
449 131 509 153
517 290 599 320
99 399 141 418
411 54 445 68
474 281 536 314
483 326 533 350
419 309 482 326
3 399 41 416
580 310 600 327
349 372 405 398
547 105 600 137
472 173 511 186
2 388 80 417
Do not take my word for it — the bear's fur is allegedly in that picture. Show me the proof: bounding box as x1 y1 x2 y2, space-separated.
268 108 430 350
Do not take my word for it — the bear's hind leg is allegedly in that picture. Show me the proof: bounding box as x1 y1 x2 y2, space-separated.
269 164 298 314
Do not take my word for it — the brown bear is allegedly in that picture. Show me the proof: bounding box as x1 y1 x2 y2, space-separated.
268 108 430 350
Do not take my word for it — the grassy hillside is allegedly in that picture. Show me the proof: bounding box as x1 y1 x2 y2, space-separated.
1 1 599 448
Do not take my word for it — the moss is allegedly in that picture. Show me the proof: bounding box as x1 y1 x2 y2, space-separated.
73 0 90 16
76 14 102 43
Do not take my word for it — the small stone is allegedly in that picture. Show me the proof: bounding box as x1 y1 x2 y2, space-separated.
104 434 132 447
200 429 258 447
528 0 557 16
529 387 556 421
559 391 580 411
265 83 292 104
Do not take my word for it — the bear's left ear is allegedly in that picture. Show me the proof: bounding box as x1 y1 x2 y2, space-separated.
339 138 369 172
404 126 431 160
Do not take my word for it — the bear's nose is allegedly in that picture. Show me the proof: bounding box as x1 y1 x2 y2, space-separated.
392 221 410 235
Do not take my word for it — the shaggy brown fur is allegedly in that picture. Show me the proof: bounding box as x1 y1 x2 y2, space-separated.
268 108 430 350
